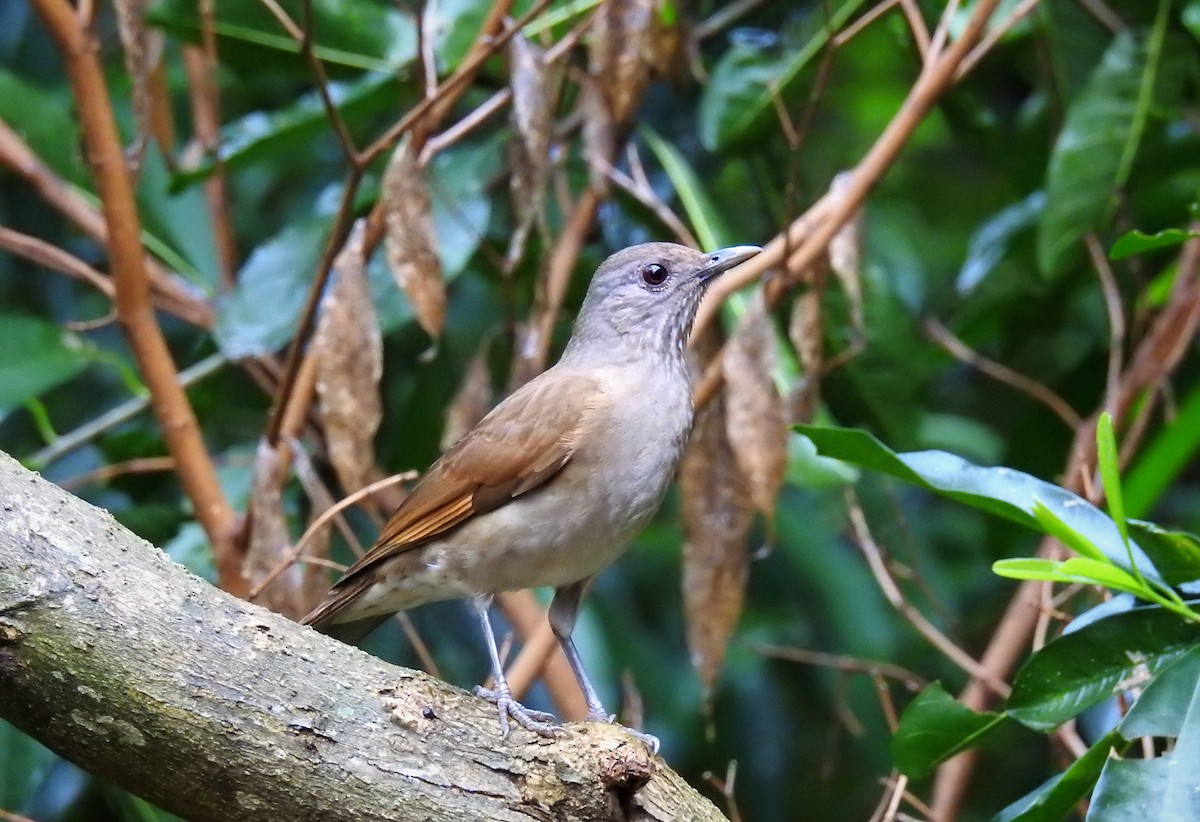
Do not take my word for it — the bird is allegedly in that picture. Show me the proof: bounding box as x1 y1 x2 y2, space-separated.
302 241 762 748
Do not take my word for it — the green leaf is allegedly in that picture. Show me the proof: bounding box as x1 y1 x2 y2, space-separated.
1031 500 1108 562
991 558 1146 598
0 70 86 184
1090 650 1200 819
1096 412 1131 549
956 191 1045 293
1037 12 1168 276
1124 383 1200 519
1110 227 1200 259
1008 605 1200 731
1126 521 1200 589
0 316 93 411
796 424 1159 579
993 558 1072 583
697 0 868 151
1120 644 1200 738
992 729 1123 822
214 138 499 357
147 0 416 73
892 683 1009 780
171 72 402 190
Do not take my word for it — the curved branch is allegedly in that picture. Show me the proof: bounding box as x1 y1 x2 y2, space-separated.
0 452 722 822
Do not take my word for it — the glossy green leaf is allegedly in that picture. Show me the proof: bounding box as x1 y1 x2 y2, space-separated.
1037 18 1165 276
1008 606 1200 731
1032 500 1108 563
1090 656 1200 820
213 139 499 357
171 73 402 190
892 682 1009 780
0 316 93 411
1110 228 1200 259
796 425 1159 579
147 0 416 72
1126 521 1200 589
992 729 1123 822
1120 644 1200 738
697 0 868 151
956 191 1045 293
992 558 1146 598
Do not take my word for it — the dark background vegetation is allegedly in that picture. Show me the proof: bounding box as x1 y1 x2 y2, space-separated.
2 0 1199 819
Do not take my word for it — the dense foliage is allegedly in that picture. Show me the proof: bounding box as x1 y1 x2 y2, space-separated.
3 0 1200 819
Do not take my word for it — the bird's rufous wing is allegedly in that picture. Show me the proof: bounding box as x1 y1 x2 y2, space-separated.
335 371 603 584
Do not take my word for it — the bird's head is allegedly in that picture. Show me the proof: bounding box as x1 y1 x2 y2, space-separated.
565 242 762 360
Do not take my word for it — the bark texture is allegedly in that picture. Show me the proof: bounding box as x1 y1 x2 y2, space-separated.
0 451 723 821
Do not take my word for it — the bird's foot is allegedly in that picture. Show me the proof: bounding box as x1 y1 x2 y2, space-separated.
585 705 660 754
473 684 565 739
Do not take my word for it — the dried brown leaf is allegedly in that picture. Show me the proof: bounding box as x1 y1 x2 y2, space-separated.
722 293 788 534
506 33 559 268
288 440 339 610
589 0 670 126
245 440 307 619
828 171 864 334
383 136 446 340
579 75 616 192
114 0 168 169
680 372 754 701
788 289 823 423
313 220 383 494
441 343 494 452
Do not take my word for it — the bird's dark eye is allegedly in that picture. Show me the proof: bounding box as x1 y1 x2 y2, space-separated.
640 263 668 287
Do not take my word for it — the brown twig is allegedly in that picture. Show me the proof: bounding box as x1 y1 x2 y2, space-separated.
59 456 177 491
0 119 212 328
753 642 927 691
0 225 115 298
32 0 240 593
923 316 1083 429
845 490 1011 697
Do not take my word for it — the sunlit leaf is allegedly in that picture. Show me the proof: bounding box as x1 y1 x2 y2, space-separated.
797 424 1160 580
892 683 1009 780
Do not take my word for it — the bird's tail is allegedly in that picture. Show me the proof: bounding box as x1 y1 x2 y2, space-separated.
300 576 389 645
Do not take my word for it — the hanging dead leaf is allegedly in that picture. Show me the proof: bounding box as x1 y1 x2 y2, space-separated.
244 439 307 619
114 0 171 171
313 219 383 494
681 354 755 702
506 33 560 269
441 342 494 451
288 439 340 611
383 136 446 340
788 289 824 423
828 171 864 336
589 0 676 126
722 293 787 538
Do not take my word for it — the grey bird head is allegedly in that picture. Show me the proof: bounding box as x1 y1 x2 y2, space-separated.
565 242 762 359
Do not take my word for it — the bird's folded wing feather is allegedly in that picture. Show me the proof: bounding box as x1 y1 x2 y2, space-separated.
335 371 604 584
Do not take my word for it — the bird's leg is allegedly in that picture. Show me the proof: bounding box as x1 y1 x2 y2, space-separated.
470 594 563 738
549 581 661 753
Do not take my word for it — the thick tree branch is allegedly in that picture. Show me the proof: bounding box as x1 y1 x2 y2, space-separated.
0 452 722 822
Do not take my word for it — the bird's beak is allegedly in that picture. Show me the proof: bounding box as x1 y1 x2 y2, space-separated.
696 245 763 283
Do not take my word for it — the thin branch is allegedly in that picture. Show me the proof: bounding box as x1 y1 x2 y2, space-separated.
923 316 1082 428
31 0 240 592
0 225 115 298
1087 232 1126 418
59 456 176 491
845 490 1011 697
753 643 927 691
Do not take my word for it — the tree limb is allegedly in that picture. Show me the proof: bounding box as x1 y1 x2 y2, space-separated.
0 452 722 822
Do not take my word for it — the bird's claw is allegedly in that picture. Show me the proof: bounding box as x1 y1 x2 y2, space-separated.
473 684 565 738
585 705 660 754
